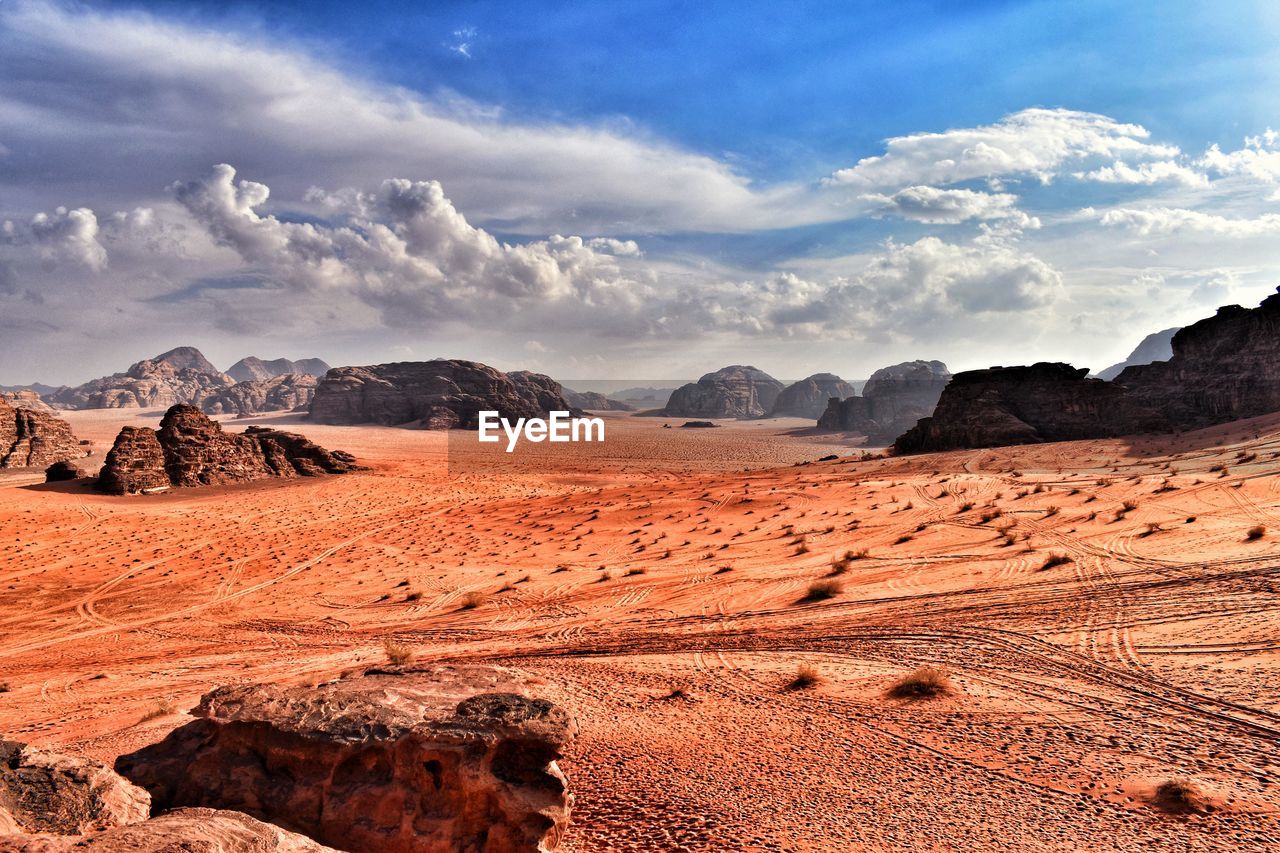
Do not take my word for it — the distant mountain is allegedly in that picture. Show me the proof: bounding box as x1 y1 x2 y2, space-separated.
609 386 679 406
226 356 331 383
0 383 62 397
48 347 233 410
1094 328 1179 381
769 373 857 418
658 366 784 419
563 388 634 411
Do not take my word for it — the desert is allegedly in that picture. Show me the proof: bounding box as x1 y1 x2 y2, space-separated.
1 399 1279 849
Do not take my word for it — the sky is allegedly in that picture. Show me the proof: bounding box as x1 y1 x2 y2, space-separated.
3 0 1280 386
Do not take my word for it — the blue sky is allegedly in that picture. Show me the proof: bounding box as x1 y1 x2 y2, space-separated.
2 0 1280 384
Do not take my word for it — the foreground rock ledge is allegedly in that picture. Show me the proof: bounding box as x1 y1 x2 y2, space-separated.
115 664 575 853
1 808 337 852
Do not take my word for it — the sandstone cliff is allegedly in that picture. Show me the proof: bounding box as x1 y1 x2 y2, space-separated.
768 373 857 419
659 366 784 419
308 360 577 429
895 290 1280 453
0 398 83 469
817 360 950 442
96 405 358 494
225 356 330 384
48 347 233 410
1 391 54 414
1095 327 1179 381
202 374 318 417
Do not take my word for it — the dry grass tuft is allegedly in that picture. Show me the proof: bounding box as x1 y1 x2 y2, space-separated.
383 639 415 665
803 579 842 601
1246 525 1266 541
1152 777 1212 814
138 698 177 723
459 591 487 610
887 667 953 700
1040 553 1073 570
786 664 822 690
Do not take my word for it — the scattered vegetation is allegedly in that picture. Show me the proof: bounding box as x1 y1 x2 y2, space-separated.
1152 777 1211 814
459 591 487 610
382 639 415 666
1040 553 1073 571
1246 525 1267 541
887 667 953 700
786 664 823 691
138 698 178 723
804 579 843 601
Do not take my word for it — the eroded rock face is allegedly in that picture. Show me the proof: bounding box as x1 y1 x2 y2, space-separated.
115 664 574 853
96 406 359 494
0 808 337 852
817 360 950 442
896 289 1280 453
48 347 233 411
202 374 319 417
0 392 54 415
1095 327 1179 381
768 374 857 419
0 741 150 837
561 389 633 412
309 360 576 429
893 363 1166 454
43 461 85 482
0 399 82 469
225 357 330 384
660 366 784 419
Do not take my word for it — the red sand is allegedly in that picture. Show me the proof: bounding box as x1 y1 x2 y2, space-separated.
2 409 1280 850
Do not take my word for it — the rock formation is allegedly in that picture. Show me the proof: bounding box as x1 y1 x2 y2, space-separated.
0 808 340 851
817 360 951 442
892 363 1165 453
96 405 359 494
562 388 634 411
202 374 318 417
896 290 1280 453
0 398 83 469
0 740 150 837
43 461 85 482
1095 327 1180 381
658 366 784 419
1 391 54 415
48 347 233 410
115 664 574 853
308 360 577 429
225 356 330 384
768 373 857 419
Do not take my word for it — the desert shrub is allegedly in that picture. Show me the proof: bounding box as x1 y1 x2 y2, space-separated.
887 667 953 700
804 579 842 601
1153 777 1210 814
1040 553 1073 570
625 567 646 576
1246 525 1266 541
383 639 415 665
139 698 178 723
787 664 822 690
459 591 487 609
894 533 914 545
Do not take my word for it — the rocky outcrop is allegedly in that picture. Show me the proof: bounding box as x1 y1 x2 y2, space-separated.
0 741 150 837
1095 327 1179 381
562 389 634 411
202 374 318 417
818 360 950 442
308 360 577 429
893 363 1166 453
1 392 54 415
43 461 85 482
897 290 1280 453
96 406 359 494
225 357 330 384
768 373 857 419
48 347 233 411
659 366 784 419
115 664 574 853
0 808 340 851
0 398 83 469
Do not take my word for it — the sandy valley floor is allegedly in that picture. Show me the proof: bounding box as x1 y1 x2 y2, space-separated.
3 410 1280 850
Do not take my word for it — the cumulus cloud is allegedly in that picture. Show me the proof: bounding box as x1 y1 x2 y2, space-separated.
1098 207 1280 238
1200 130 1280 183
826 108 1179 189
862 185 1037 226
2 206 108 271
1074 160 1207 187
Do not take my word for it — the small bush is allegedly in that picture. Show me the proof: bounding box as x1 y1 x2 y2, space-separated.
804 579 842 601
786 664 822 690
138 698 177 723
887 667 953 700
625 567 646 576
1040 553 1073 570
383 639 415 665
1246 525 1266 541
459 591 487 610
1153 777 1211 814
894 533 914 545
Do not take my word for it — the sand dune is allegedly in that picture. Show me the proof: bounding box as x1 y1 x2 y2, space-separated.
2 410 1279 849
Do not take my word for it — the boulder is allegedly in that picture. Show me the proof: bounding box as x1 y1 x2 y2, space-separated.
659 366 784 419
202 374 318 417
43 461 85 483
0 740 149 837
768 374 857 419
817 360 950 442
115 664 574 853
0 808 337 851
0 399 83 469
96 406 359 495
225 357 330 384
308 360 577 429
48 348 233 411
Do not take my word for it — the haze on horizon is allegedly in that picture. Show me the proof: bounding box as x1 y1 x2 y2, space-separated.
3 0 1280 387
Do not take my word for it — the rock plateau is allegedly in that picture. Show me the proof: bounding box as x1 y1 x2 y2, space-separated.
817 360 950 443
768 374 858 419
659 366 784 419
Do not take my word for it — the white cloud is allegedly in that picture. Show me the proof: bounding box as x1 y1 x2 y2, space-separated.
827 108 1179 190
2 206 108 271
1074 160 1207 187
1098 207 1280 237
862 185 1037 226
1200 130 1280 183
